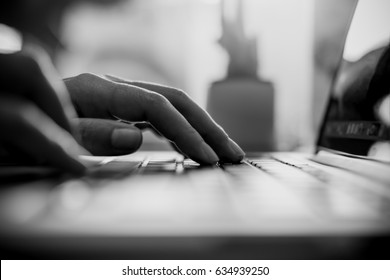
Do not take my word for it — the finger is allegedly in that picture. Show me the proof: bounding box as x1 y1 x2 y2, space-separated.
0 95 87 175
74 118 143 156
105 75 245 162
0 53 76 133
65 73 219 164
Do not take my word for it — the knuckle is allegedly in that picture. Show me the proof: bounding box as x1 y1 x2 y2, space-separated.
164 87 190 104
145 92 170 108
174 89 191 104
74 73 98 85
175 89 189 100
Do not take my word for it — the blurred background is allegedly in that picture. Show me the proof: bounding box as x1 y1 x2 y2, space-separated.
0 0 359 153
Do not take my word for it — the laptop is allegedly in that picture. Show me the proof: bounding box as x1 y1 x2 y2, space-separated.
0 0 389 259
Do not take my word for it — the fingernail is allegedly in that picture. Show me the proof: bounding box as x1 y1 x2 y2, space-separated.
199 142 219 164
228 139 245 161
111 129 141 150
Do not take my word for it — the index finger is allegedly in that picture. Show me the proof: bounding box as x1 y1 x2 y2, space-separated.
105 75 245 163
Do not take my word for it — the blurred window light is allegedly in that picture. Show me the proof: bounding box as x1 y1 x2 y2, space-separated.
344 0 390 62
0 24 22 53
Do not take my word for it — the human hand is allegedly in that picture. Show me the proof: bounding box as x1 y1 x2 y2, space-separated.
64 73 245 164
0 52 87 175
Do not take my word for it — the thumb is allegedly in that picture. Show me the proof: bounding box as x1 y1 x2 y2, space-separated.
74 118 143 156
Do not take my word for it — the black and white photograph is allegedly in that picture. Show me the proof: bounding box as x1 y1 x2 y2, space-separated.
0 0 390 267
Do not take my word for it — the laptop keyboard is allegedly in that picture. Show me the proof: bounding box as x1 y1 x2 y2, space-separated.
133 156 328 184
102 156 329 192
104 155 329 185
247 158 330 183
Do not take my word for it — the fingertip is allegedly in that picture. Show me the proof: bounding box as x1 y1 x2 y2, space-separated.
219 138 245 163
196 142 220 165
